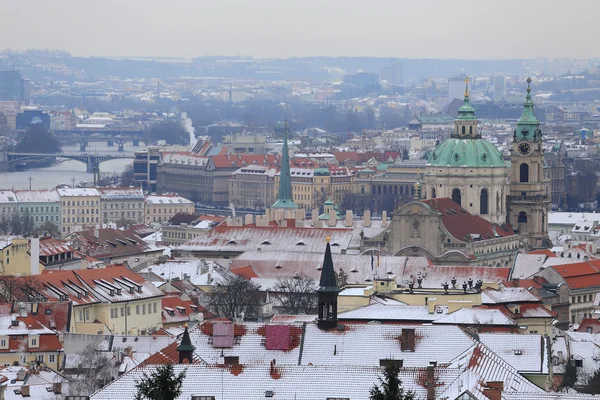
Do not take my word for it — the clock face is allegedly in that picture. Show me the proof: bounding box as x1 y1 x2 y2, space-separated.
518 142 531 155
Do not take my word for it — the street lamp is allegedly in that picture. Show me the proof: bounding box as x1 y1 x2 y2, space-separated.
28 177 33 190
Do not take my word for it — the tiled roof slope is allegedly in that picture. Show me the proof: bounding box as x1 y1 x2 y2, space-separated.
422 198 514 242
91 364 459 400
73 229 152 259
0 302 71 332
177 225 353 255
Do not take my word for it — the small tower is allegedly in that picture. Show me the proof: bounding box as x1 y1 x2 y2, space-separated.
271 121 298 210
453 77 479 139
317 237 341 330
176 325 196 364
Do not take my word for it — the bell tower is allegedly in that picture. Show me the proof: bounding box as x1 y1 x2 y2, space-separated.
453 77 479 139
507 78 550 249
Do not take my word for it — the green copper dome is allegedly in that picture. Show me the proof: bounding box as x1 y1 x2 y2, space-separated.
514 78 541 142
428 138 505 167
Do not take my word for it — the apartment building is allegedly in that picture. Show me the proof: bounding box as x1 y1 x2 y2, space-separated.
33 266 164 335
229 165 276 209
157 152 214 203
0 191 18 225
99 187 145 225
145 195 194 225
57 188 101 234
15 190 61 231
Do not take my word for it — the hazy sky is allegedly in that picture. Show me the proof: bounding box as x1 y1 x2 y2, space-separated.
2 0 598 59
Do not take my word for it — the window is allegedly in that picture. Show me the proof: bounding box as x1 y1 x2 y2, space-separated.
79 310 83 321
153 302 157 313
142 304 146 315
120 307 124 317
136 305 140 315
452 188 461 206
518 212 527 224
31 338 37 346
49 354 55 363
520 163 529 183
37 354 43 363
0 340 5 347
127 306 131 316
480 188 489 215
85 309 89 320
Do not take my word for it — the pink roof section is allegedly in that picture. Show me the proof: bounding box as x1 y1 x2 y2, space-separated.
265 325 291 351
213 323 235 348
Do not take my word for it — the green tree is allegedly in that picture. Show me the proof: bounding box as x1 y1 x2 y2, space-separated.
560 362 578 390
370 364 416 400
134 364 186 400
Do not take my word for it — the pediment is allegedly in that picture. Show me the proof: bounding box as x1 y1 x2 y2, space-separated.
395 201 435 216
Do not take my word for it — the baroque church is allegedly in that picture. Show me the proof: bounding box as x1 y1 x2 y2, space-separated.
361 78 551 266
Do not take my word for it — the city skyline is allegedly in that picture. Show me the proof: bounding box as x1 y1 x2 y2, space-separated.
2 0 599 60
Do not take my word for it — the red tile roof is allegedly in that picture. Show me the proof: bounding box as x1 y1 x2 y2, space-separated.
161 296 212 324
139 341 201 366
527 249 556 258
72 229 152 260
0 302 71 332
564 274 600 290
421 198 514 242
576 318 600 333
551 260 600 278
231 265 259 280
37 237 77 258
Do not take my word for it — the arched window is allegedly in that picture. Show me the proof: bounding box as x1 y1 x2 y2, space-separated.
520 163 529 183
469 126 473 135
462 126 466 135
480 189 489 215
452 188 461 206
431 187 436 199
518 211 527 223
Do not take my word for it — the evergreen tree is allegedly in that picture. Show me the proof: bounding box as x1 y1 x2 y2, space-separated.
134 364 186 400
370 364 416 400
561 362 578 390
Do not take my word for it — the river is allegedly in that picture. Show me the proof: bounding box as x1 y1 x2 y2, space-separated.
1 141 144 190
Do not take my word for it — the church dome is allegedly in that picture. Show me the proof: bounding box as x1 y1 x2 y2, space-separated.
428 138 505 168
274 120 290 133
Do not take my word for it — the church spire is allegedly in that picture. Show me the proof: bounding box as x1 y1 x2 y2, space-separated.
453 76 479 139
514 78 541 142
271 121 298 209
456 76 476 121
317 237 340 330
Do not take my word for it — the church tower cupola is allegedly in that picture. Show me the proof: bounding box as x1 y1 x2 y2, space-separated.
453 77 479 139
176 325 196 363
514 78 541 142
317 237 341 330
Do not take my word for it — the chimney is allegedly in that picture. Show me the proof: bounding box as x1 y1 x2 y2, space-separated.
30 237 40 275
483 381 503 400
381 210 388 228
328 208 336 227
311 208 319 226
244 214 254 225
19 302 27 318
93 229 100 239
20 385 29 397
345 210 353 227
427 297 437 314
426 365 435 400
52 382 62 394
124 346 133 357
295 208 304 222
400 328 415 352
16 369 26 381
364 210 371 227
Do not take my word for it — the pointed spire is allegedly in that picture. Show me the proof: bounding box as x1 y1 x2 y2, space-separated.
515 77 540 142
318 238 339 292
176 325 196 363
271 122 298 210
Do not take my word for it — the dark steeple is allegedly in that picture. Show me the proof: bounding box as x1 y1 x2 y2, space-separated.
271 121 298 210
317 238 341 330
176 325 196 363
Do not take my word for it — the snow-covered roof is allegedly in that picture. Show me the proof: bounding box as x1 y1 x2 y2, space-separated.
14 190 60 203
57 188 100 197
339 302 447 322
0 191 17 204
433 308 515 326
0 366 70 400
481 287 540 304
98 188 144 200
549 211 599 226
145 195 193 205
478 333 548 374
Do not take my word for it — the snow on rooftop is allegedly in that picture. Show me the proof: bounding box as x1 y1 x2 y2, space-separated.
433 308 515 326
57 188 100 197
481 287 539 304
145 195 193 205
14 190 60 203
98 188 144 200
0 191 17 203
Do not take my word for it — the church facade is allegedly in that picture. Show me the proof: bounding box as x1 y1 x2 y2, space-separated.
360 78 551 265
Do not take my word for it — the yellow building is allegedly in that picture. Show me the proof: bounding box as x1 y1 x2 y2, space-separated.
144 195 194 225
273 167 354 210
34 266 164 335
57 188 101 234
0 238 43 276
